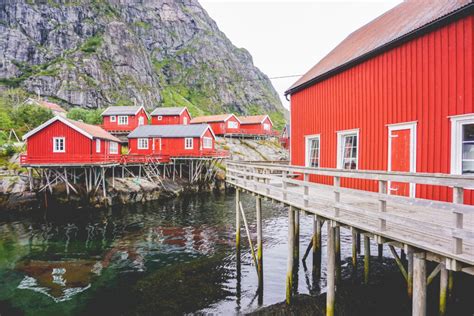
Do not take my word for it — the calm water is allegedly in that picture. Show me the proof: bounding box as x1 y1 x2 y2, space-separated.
0 191 471 315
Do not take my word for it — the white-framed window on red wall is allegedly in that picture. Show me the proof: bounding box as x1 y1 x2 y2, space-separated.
337 129 359 170
451 114 474 175
138 138 149 149
118 116 128 125
185 138 193 149
110 142 118 154
96 139 101 153
53 137 65 153
305 134 320 168
203 137 212 149
110 116 116 122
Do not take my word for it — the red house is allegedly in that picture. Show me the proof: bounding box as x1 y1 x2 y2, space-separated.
190 114 241 135
127 124 219 157
150 107 191 125
238 115 274 135
101 106 149 132
21 116 122 165
285 1 473 204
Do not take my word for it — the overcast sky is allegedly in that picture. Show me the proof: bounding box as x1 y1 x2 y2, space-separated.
199 0 402 109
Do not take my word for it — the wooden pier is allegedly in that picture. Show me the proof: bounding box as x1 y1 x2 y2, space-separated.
226 161 474 316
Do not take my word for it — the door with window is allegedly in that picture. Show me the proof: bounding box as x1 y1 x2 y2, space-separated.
152 138 161 154
388 123 416 197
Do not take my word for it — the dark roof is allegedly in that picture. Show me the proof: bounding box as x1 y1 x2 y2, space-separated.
127 124 212 138
101 106 147 116
150 107 187 116
287 0 473 95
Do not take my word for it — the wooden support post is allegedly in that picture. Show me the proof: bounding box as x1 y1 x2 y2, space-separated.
286 206 295 305
427 264 441 285
239 201 258 271
439 264 448 316
294 209 300 262
64 168 70 196
282 170 288 200
256 196 263 292
448 271 454 299
303 173 309 207
412 252 427 316
312 215 322 287
351 228 358 269
326 220 336 316
388 245 408 281
452 187 464 254
333 176 340 217
407 247 414 298
101 167 106 198
364 235 370 284
28 168 33 191
236 189 241 252
335 225 341 284
180 163 183 178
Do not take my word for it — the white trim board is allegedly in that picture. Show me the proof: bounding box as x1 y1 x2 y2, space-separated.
450 113 474 175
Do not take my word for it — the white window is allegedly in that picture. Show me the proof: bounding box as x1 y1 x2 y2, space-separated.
451 114 474 175
228 120 238 129
138 116 145 125
157 116 163 121
118 116 128 125
263 123 271 131
138 138 149 149
110 116 116 122
96 139 101 153
337 129 359 170
53 137 65 153
305 135 320 168
109 142 118 154
183 117 188 125
203 137 212 149
185 138 193 149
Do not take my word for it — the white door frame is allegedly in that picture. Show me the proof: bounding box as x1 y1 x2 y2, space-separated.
387 121 417 197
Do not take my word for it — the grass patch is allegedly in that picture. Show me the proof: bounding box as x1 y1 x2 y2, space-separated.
80 35 103 53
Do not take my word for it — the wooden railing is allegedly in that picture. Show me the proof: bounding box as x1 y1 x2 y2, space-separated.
20 154 122 165
226 161 474 265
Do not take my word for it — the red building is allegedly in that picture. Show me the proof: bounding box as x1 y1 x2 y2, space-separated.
285 1 473 204
127 124 223 158
190 114 241 135
101 106 149 132
150 107 191 125
21 116 122 165
238 115 274 135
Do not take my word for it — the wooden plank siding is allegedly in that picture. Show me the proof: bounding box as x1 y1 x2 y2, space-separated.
290 15 474 204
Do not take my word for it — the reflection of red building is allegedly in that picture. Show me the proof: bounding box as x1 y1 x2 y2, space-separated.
150 107 191 125
101 106 149 132
286 1 473 204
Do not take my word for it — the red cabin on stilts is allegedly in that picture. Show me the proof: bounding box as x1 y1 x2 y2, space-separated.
150 107 191 125
101 106 149 133
190 114 241 136
21 116 122 165
238 115 274 136
285 0 474 204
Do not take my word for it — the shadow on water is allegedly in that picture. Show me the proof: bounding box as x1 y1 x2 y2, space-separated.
0 190 473 315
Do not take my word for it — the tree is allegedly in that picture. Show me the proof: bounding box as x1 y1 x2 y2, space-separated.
67 108 102 125
11 104 53 134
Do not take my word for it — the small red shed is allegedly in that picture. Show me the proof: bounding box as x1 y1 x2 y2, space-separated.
101 106 149 132
285 0 473 204
21 116 122 165
127 124 217 157
238 115 274 135
190 114 241 135
150 107 191 125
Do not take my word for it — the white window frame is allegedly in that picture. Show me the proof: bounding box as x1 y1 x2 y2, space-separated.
157 116 163 121
450 113 474 176
109 142 118 154
96 139 101 153
183 117 188 125
110 115 116 122
227 120 238 129
387 121 417 197
138 138 149 150
305 134 320 168
203 137 212 149
336 129 359 170
263 123 271 131
185 138 193 150
118 116 128 125
138 116 145 125
52 137 65 153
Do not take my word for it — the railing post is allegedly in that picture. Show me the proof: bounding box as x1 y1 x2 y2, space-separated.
265 169 270 196
452 187 464 254
282 170 288 200
334 176 340 217
303 173 309 207
379 180 387 231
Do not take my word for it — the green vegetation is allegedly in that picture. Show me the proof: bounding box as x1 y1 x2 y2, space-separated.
80 35 103 53
67 108 102 125
269 110 286 131
133 21 151 30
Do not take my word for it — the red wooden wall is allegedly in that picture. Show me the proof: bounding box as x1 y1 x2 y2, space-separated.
208 116 240 135
103 109 149 131
240 117 273 134
290 15 473 204
151 111 191 125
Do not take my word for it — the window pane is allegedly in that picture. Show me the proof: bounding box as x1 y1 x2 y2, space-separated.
463 124 474 142
463 143 474 160
462 161 474 174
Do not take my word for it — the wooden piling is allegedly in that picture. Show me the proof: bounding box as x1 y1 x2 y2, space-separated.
236 189 241 252
313 215 322 288
294 209 300 261
256 196 263 292
335 225 341 283
407 247 414 298
326 221 336 316
364 235 370 284
439 264 448 316
351 228 357 268
286 206 295 305
412 252 427 316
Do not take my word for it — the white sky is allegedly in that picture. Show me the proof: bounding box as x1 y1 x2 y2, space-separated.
199 0 402 109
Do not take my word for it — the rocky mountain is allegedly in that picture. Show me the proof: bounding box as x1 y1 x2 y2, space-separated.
0 0 286 127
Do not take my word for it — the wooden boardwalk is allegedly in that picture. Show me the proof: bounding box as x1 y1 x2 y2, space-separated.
226 161 474 315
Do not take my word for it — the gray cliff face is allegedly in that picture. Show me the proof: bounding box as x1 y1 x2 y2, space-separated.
0 0 285 124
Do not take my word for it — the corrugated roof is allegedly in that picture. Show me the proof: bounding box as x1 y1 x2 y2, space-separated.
150 107 187 116
239 115 269 125
128 124 211 138
65 118 121 142
101 106 146 116
287 0 473 94
190 114 234 123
